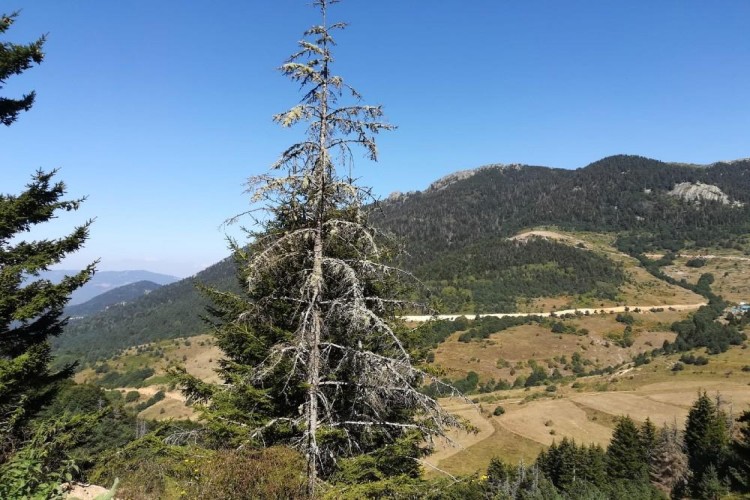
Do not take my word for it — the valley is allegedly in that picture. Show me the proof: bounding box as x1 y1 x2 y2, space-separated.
73 225 750 481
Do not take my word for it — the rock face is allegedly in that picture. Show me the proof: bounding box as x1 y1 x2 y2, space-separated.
668 182 743 207
426 164 522 192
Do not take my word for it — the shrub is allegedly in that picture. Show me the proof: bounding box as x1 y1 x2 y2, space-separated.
125 391 140 403
493 405 505 416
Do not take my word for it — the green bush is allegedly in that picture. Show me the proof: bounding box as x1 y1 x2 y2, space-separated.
93 438 306 500
493 405 505 416
125 391 140 403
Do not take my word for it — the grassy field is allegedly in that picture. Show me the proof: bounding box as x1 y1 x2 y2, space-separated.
426 343 750 477
75 334 222 420
433 309 679 383
663 254 750 304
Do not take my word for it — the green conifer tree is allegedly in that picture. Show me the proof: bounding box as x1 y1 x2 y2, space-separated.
0 12 45 126
1 10 95 467
176 0 460 495
0 171 95 461
684 392 730 495
606 416 648 482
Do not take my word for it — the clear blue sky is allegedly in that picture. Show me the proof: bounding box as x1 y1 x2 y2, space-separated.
4 1 749 277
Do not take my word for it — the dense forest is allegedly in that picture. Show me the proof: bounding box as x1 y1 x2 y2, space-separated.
373 155 750 265
417 236 624 312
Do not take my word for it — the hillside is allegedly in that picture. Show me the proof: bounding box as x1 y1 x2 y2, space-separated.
372 155 750 312
53 155 750 364
41 269 179 304
65 280 163 318
374 155 750 265
53 257 240 366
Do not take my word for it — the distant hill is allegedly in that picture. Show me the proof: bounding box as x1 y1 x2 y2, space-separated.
53 155 750 365
41 270 180 305
53 258 239 366
65 280 163 318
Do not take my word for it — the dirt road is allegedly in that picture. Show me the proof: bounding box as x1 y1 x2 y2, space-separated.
402 302 707 322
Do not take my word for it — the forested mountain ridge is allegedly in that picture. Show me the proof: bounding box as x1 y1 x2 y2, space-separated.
40 269 180 304
373 155 750 271
53 154 750 363
53 257 240 365
64 280 164 318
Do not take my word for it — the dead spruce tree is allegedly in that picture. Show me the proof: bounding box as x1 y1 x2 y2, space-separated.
177 0 461 495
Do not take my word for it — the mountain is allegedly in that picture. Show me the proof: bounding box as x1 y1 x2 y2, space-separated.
41 270 180 305
53 258 239 366
371 155 750 313
53 155 750 364
373 155 750 271
65 280 164 318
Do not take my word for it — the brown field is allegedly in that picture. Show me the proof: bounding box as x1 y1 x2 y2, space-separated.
76 334 223 386
433 310 680 383
427 344 750 476
663 255 750 304
75 335 223 420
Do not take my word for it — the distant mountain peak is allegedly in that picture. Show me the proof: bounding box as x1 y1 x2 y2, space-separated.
386 163 525 202
426 164 523 192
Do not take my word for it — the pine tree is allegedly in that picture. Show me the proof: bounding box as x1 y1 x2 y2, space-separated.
1 11 95 464
0 12 45 126
177 0 460 494
684 392 730 494
0 170 95 461
606 416 648 481
729 410 750 492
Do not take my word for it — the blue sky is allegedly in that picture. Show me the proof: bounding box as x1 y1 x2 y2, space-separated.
4 1 749 277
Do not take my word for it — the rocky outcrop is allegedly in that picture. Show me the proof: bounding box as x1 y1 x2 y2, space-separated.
667 182 743 207
426 164 522 192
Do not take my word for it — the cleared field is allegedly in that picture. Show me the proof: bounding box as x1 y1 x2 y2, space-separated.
426 399 495 467
76 334 223 385
498 398 614 447
428 343 750 475
433 310 679 383
570 392 689 428
664 255 750 304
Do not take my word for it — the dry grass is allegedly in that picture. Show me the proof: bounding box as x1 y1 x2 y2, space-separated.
75 334 222 385
74 334 224 421
664 255 750 304
433 310 679 383
428 339 750 475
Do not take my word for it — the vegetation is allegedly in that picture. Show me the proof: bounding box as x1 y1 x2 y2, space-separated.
53 257 238 365
0 12 45 126
1 15 98 496
4 3 749 498
175 1 461 495
418 237 625 313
